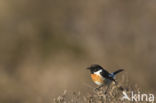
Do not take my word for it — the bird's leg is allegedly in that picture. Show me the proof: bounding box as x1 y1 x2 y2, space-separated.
98 85 104 89
104 85 110 94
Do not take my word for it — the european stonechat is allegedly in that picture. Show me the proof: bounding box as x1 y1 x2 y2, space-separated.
87 64 124 94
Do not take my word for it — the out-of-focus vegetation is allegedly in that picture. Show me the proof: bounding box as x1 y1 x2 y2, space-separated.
0 0 156 103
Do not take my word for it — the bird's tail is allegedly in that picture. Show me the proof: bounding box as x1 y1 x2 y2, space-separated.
111 69 124 90
112 69 124 76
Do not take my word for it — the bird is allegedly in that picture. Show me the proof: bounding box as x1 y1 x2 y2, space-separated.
87 64 124 94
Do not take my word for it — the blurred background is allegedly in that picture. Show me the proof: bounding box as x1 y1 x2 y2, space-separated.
0 0 156 103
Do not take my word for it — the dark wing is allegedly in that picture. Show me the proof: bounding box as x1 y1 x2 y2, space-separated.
100 68 110 78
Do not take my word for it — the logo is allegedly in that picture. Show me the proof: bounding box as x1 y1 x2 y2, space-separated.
121 91 155 103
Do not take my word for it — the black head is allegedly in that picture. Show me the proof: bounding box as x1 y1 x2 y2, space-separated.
87 64 103 74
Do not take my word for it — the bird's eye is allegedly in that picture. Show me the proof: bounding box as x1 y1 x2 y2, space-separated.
95 68 98 71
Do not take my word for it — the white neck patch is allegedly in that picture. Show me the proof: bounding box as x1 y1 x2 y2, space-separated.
94 69 102 75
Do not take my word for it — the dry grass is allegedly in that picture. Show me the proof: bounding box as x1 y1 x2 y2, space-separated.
53 75 149 103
